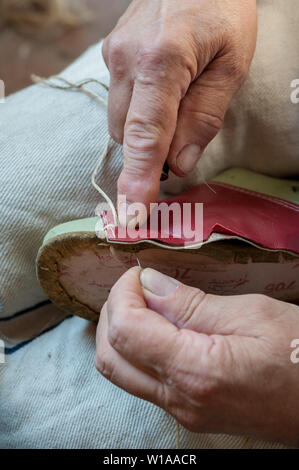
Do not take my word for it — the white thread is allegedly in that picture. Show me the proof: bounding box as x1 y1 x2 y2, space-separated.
32 74 118 233
202 178 217 194
31 74 108 107
33 74 261 449
91 135 118 227
32 76 227 252
34 73 185 447
32 74 216 240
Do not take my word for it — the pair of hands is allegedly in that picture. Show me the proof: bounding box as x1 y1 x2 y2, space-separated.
95 0 299 445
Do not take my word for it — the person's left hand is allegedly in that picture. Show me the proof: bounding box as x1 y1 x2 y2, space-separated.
95 267 299 445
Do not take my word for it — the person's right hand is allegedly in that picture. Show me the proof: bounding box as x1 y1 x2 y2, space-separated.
95 267 299 445
102 0 257 216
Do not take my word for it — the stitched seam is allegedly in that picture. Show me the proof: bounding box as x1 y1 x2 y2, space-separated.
211 182 299 212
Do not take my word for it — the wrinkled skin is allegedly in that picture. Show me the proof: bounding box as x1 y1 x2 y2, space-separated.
102 0 257 211
96 1 299 446
96 268 299 446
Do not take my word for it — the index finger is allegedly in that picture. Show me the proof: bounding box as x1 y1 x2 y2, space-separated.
117 60 184 213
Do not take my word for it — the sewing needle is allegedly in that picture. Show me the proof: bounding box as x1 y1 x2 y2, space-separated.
135 254 142 268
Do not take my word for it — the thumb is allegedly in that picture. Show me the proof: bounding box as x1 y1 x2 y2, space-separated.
167 58 248 176
117 77 181 222
140 268 251 336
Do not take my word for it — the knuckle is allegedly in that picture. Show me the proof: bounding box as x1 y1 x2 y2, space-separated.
94 350 113 380
102 38 109 65
107 306 138 352
137 41 174 70
125 118 164 155
182 109 222 147
108 35 126 68
232 63 249 87
236 62 249 84
178 288 207 327
94 353 104 374
108 316 126 351
109 123 124 144
137 38 187 74
223 54 249 86
192 110 223 139
117 169 157 203
179 413 201 433
136 40 194 97
189 375 217 403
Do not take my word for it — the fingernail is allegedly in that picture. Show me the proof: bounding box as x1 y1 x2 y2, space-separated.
140 268 179 297
176 144 201 175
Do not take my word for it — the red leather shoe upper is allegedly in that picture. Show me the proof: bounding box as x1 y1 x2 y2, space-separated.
103 182 299 254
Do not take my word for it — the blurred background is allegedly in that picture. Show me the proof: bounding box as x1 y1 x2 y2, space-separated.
0 0 131 95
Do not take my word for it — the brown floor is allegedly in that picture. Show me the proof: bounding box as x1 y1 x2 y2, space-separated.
0 0 131 96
